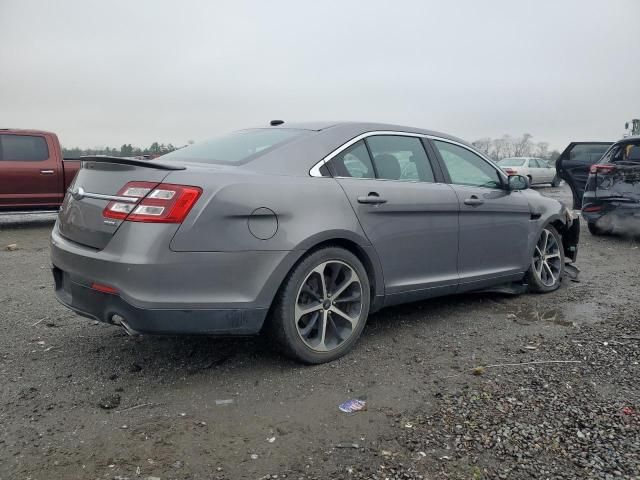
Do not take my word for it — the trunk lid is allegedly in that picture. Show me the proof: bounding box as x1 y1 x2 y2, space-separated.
57 158 180 249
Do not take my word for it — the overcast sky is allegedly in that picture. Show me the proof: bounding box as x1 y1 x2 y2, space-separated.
1 0 638 150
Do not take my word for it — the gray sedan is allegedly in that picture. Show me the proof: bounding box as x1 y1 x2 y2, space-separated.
51 122 579 363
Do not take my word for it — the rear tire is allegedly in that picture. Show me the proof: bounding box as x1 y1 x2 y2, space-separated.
267 247 371 364
527 225 564 293
527 175 533 186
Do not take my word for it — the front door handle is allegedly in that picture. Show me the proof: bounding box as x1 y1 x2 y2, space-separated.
357 192 387 205
40 170 55 175
464 195 484 206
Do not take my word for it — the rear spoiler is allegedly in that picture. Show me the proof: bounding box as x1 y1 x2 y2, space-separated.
72 155 185 171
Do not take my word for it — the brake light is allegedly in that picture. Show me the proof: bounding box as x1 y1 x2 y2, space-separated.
582 205 603 212
91 282 119 294
589 164 616 175
504 168 517 175
103 182 202 223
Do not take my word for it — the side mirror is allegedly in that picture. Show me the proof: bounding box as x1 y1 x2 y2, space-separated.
508 174 529 191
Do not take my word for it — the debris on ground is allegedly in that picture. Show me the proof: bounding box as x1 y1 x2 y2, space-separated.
338 399 367 413
214 399 234 406
5 243 18 251
98 394 121 410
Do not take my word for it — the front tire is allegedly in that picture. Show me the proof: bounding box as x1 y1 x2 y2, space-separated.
527 225 564 293
268 247 371 364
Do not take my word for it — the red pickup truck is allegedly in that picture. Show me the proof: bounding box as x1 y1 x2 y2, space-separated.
0 129 80 212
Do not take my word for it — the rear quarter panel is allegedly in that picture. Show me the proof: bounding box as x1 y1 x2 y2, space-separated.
166 168 371 253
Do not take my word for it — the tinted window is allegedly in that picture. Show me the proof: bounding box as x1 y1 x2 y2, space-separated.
569 144 610 164
529 159 541 168
434 140 502 189
158 128 308 165
366 135 435 182
329 140 375 178
0 135 49 161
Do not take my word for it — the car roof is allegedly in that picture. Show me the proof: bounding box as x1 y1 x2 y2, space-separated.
0 128 56 135
263 121 469 144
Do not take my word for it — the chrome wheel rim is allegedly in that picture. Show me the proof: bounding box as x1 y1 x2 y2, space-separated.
295 261 363 352
532 228 562 287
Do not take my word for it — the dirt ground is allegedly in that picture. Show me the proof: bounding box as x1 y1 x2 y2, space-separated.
1 185 638 480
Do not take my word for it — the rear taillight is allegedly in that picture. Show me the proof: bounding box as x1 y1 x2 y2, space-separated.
103 182 202 223
504 168 517 175
589 164 616 175
582 205 603 212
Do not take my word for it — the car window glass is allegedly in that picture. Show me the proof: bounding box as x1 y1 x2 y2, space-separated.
530 159 541 168
433 140 502 189
0 134 49 161
329 140 375 178
157 128 309 165
569 144 610 164
366 135 435 182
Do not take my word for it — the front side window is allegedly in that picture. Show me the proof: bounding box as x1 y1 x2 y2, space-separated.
569 144 610 164
158 128 308 165
328 140 375 178
433 140 502 189
366 135 435 182
0 134 49 161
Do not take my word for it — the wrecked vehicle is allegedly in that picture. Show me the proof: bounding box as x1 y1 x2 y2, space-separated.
51 121 579 364
582 137 640 235
555 142 612 209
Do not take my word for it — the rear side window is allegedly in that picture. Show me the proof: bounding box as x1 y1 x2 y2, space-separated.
0 134 49 161
434 140 502 189
158 128 308 165
329 140 375 178
366 135 435 182
569 144 610 164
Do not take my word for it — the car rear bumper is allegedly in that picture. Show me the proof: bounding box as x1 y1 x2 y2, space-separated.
52 266 267 334
50 221 298 335
582 199 640 223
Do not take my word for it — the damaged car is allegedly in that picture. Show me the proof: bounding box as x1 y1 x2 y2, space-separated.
51 121 579 363
582 137 640 235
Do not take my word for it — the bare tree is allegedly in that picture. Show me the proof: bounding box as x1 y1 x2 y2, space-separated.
534 142 549 158
513 133 533 157
472 138 492 157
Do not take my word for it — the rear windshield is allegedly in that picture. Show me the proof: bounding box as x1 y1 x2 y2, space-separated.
498 158 526 167
158 128 308 165
600 141 640 165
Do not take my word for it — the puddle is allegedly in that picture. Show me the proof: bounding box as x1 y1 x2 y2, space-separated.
512 308 575 327
509 302 602 327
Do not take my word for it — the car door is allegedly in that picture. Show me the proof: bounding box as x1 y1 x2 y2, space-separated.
0 133 61 208
537 159 554 183
430 139 531 291
328 135 460 305
555 142 612 208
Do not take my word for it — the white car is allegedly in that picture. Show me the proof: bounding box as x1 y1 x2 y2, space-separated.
498 157 560 186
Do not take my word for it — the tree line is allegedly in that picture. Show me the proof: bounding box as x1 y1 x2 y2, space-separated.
62 142 188 158
472 134 560 162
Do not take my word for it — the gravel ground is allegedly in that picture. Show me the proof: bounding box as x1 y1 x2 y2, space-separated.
1 185 639 480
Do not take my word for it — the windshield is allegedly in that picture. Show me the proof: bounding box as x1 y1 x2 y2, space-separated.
498 158 526 167
157 128 309 165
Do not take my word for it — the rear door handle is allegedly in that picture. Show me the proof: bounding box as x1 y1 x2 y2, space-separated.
357 192 387 205
464 195 484 206
40 170 55 175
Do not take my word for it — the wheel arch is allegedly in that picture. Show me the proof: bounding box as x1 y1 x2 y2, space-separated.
531 212 579 263
258 231 385 328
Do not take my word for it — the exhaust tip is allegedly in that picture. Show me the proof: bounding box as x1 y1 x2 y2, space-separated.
111 314 142 336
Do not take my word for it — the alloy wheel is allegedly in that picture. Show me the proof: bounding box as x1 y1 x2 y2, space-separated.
295 261 363 352
532 228 562 287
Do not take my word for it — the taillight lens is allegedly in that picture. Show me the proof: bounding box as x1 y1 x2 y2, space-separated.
103 182 202 223
504 168 517 175
589 164 616 174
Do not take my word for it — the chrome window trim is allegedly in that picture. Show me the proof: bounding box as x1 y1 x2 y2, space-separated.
309 130 506 183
